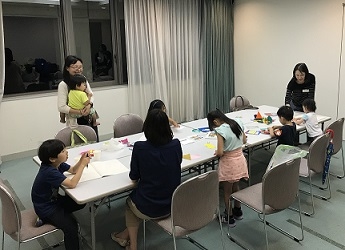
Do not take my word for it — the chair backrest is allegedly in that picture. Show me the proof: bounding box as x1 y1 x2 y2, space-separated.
308 133 331 173
262 158 301 210
0 179 21 239
171 170 219 231
26 83 50 92
113 113 144 138
55 125 97 147
325 118 344 155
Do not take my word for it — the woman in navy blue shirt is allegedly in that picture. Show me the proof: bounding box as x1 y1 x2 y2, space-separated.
111 109 182 250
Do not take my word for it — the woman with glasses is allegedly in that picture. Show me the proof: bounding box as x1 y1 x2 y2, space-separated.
57 55 99 141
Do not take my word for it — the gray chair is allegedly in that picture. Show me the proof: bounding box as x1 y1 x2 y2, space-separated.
324 118 345 178
113 113 144 138
0 179 60 250
229 158 303 250
144 170 225 250
298 133 331 216
55 125 97 147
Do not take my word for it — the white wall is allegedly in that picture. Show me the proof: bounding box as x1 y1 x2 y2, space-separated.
233 0 344 124
0 86 128 160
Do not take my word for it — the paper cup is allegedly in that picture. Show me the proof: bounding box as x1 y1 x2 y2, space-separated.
93 150 102 161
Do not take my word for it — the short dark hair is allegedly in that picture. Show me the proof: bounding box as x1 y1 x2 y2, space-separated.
100 44 107 51
143 109 173 146
63 55 83 83
148 99 165 113
5 48 13 66
207 109 243 139
68 74 86 90
293 63 309 79
277 106 294 121
302 98 317 112
38 139 65 164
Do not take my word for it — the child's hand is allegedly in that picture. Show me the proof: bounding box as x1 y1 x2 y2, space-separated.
267 127 275 137
79 152 91 167
81 105 91 116
172 121 180 128
214 150 223 157
261 129 270 135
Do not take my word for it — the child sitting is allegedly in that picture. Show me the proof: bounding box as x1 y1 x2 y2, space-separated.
293 98 323 144
67 74 99 126
31 139 90 250
269 105 296 146
147 99 180 127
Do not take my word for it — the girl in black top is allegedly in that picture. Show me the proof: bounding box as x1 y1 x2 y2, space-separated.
285 63 315 112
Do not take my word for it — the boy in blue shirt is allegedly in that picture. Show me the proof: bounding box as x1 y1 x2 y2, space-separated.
31 139 90 250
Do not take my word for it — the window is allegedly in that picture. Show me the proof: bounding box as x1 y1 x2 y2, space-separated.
72 0 114 83
3 1 63 94
2 0 127 96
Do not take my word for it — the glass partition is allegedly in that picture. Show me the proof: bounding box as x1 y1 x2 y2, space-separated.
2 1 63 94
72 0 114 83
2 0 127 96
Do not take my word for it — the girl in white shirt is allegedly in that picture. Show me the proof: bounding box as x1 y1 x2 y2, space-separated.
293 99 323 144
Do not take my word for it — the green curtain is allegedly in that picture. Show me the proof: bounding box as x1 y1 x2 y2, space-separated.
203 0 234 115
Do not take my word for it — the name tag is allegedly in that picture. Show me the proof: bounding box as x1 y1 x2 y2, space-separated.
302 89 309 93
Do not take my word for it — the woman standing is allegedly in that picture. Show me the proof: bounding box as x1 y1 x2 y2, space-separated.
285 63 315 112
57 55 99 141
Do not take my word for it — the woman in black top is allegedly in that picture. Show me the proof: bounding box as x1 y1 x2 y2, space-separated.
285 63 315 112
111 109 182 250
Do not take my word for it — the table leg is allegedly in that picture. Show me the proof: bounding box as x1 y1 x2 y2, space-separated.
90 202 96 250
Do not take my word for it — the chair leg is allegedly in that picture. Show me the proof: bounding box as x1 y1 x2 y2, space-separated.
259 194 304 243
338 147 344 179
227 198 250 250
263 213 269 250
216 207 226 250
172 227 177 250
296 174 315 216
1 230 4 250
296 193 305 241
299 173 331 202
107 197 111 209
185 235 208 250
330 148 345 179
143 219 146 250
284 194 305 244
227 233 249 250
17 232 20 250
